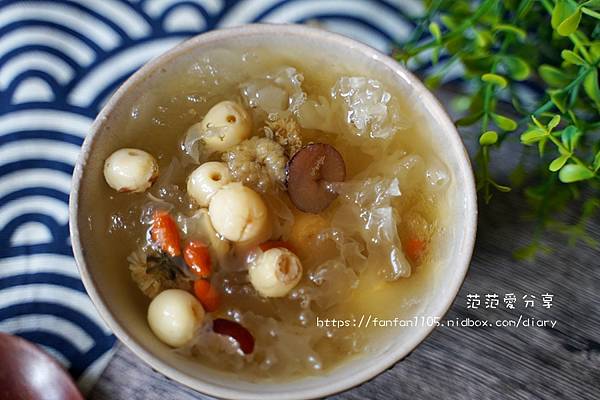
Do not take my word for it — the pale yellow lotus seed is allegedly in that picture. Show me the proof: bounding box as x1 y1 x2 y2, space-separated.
103 148 158 193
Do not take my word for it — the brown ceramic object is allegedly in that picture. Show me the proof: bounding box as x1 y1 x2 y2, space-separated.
0 333 83 400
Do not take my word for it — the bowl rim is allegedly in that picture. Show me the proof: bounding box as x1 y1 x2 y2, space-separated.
69 23 477 400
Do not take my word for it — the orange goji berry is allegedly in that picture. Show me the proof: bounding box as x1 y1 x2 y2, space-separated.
183 240 211 278
151 210 181 257
193 279 219 312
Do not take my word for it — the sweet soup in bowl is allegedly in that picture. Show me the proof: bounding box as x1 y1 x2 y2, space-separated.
71 25 476 397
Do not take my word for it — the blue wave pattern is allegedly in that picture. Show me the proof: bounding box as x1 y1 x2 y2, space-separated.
0 0 419 392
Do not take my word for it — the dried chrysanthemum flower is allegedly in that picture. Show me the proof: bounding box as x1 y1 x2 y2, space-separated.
263 115 303 156
222 136 288 193
128 249 192 298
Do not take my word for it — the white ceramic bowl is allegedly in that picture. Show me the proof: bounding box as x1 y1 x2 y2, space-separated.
70 24 477 400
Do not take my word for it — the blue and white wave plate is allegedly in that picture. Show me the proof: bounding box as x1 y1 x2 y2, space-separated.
0 0 420 392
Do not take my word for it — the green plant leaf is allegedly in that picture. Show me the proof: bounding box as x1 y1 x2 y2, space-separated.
511 94 529 114
561 125 582 151
492 113 518 131
493 24 527 40
490 181 511 192
538 138 548 157
440 15 458 29
445 36 466 54
474 30 493 48
557 145 570 156
552 0 578 29
462 52 494 73
394 0 600 256
450 96 471 113
521 128 547 144
503 56 531 80
518 0 535 17
581 7 600 19
432 47 440 65
539 65 571 87
531 115 545 129
468 88 485 114
557 8 582 36
549 155 569 171
548 115 561 131
591 42 600 63
593 150 600 171
549 89 568 112
455 111 484 126
583 68 600 106
481 73 508 88
561 50 585 65
424 74 442 88
429 22 442 42
581 0 600 8
559 164 595 182
479 130 498 145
